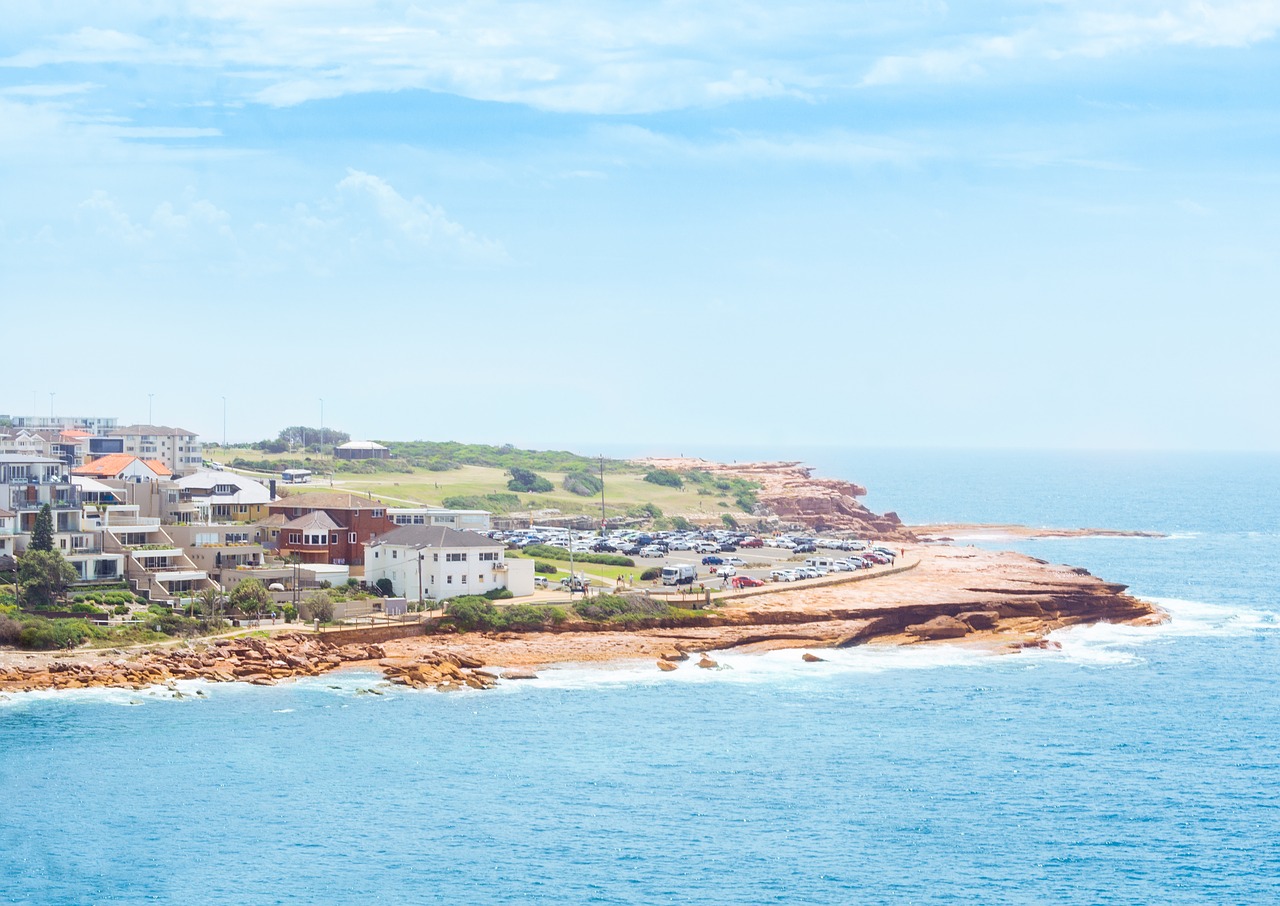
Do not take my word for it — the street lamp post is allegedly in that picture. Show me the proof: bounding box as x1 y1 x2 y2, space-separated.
221 396 227 448
148 393 155 424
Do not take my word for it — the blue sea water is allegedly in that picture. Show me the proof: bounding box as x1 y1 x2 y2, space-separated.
3 450 1280 905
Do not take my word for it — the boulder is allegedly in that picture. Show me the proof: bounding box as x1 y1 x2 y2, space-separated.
657 660 679 672
907 615 971 640
697 656 719 669
957 611 1001 631
802 653 825 663
500 668 539 680
659 651 688 662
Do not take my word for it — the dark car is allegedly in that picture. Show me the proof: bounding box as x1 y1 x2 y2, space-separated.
794 543 818 554
718 542 738 552
592 542 618 553
701 555 724 566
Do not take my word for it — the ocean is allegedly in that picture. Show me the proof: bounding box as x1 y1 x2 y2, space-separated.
3 450 1279 905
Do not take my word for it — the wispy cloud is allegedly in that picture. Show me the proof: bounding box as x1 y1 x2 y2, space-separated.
860 2 1280 87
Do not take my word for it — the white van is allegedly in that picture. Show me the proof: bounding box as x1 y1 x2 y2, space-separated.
804 557 835 572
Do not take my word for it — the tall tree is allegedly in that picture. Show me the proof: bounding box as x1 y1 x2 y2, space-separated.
17 550 78 609
31 504 54 552
230 578 270 623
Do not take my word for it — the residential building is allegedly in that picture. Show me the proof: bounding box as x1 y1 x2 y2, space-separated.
10 415 119 434
0 455 122 583
264 492 395 568
166 522 266 583
0 507 15 563
98 507 216 605
364 525 535 600
73 454 173 483
175 470 274 522
106 425 203 476
334 440 390 460
387 506 491 532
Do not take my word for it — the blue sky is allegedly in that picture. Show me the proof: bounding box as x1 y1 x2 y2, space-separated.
2 2 1278 452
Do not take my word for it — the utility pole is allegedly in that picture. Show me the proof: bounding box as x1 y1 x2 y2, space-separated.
417 551 424 614
599 454 606 534
49 392 54 419
148 393 154 424
221 396 227 448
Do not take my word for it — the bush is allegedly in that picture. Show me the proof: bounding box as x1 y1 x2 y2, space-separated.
507 467 553 494
563 470 604 497
446 597 565 633
441 493 521 513
112 604 131 616
0 614 22 646
375 578 394 597
522 545 634 567
300 591 334 623
533 560 558 575
572 594 671 624
643 469 684 488
640 567 663 582
483 588 514 600
67 602 108 616
16 617 92 650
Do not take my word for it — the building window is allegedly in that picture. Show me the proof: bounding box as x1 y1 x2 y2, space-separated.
446 552 466 562
330 534 339 544
392 550 398 559
371 509 384 518
289 533 301 544
349 532 357 543
479 552 498 562
446 575 452 584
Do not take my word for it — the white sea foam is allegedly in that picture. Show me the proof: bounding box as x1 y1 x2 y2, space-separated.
1046 595 1280 666
496 643 1003 692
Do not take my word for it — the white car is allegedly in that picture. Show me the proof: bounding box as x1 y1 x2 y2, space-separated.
722 556 746 566
770 569 796 582
694 541 720 554
832 559 855 572
715 565 737 578
668 539 694 550
639 545 665 558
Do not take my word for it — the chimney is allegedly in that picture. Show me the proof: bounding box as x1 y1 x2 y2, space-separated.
269 479 277 500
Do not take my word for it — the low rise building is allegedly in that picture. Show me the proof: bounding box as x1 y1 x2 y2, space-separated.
364 525 534 600
334 440 390 460
264 492 394 568
387 506 491 532
73 454 173 483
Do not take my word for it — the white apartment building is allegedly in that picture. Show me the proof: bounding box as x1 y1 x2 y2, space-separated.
364 525 534 600
108 425 203 476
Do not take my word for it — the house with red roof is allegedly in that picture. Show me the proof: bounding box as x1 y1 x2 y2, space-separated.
73 454 173 483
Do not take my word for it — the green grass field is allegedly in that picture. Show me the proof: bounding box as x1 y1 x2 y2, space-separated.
209 448 751 520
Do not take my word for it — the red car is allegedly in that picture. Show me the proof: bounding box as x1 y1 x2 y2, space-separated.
740 538 764 548
732 575 764 588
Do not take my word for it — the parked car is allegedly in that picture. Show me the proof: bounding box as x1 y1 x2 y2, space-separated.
701 555 724 566
832 559 855 572
714 565 737 578
718 542 738 552
639 545 665 558
731 575 764 588
740 538 764 548
534 576 549 589
770 569 796 582
793 543 818 554
722 556 746 566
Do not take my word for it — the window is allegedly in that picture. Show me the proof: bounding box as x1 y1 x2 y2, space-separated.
371 509 384 518
349 532 357 543
446 552 467 562
446 575 453 584
392 550 398 559
289 533 301 544
330 534 339 544
413 515 425 524
479 552 499 562
433 553 438 562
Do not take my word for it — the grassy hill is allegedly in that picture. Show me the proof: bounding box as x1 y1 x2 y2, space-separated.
206 443 757 523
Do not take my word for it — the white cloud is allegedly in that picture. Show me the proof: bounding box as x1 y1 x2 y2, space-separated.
860 2 1280 87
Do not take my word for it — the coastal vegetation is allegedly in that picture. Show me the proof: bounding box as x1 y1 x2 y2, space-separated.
520 544 635 567
506 467 553 493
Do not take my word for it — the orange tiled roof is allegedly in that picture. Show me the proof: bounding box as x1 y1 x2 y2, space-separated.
60 429 92 439
73 453 172 479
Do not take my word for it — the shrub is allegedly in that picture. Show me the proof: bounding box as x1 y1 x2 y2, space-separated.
375 578 394 597
300 591 334 623
572 594 671 624
112 604 131 616
0 614 22 646
643 469 684 488
533 560 558 575
16 617 92 650
563 470 604 497
442 493 521 513
640 567 663 582
626 502 663 520
522 544 634 567
445 597 504 632
67 602 108 616
507 467 553 493
483 588 514 600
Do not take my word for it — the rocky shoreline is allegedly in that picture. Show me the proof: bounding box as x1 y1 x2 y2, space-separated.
0 545 1163 696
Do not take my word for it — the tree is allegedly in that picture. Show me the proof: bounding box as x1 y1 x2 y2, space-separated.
196 585 226 623
230 578 270 622
31 505 54 553
299 591 334 623
17 550 78 609
721 514 740 530
507 467 552 493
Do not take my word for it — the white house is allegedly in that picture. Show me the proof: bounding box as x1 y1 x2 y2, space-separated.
387 506 491 532
364 525 534 601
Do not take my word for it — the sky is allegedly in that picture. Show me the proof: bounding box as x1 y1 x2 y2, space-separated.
1 1 1278 453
